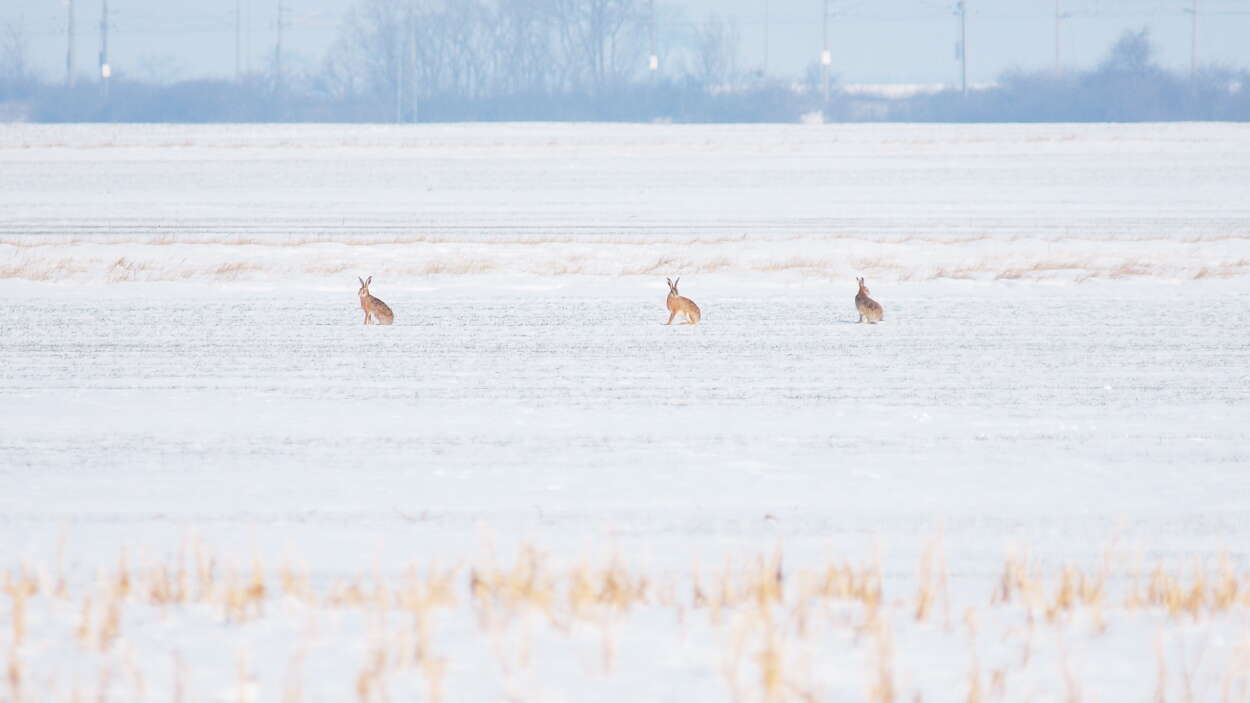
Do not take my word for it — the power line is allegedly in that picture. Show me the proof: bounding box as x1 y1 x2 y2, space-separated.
17 0 1250 85
23 8 1250 37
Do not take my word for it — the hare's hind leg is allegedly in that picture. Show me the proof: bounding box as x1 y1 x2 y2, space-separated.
681 312 696 325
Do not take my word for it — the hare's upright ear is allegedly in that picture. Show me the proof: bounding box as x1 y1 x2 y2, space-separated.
674 276 680 287
358 276 365 287
666 277 673 289
366 276 373 286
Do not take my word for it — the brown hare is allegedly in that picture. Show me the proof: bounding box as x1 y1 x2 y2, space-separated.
665 277 701 325
358 276 394 325
855 277 883 324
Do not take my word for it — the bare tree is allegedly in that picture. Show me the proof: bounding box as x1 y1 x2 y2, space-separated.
548 0 645 94
328 0 410 104
409 3 451 103
439 1 489 99
693 13 740 90
0 18 38 95
136 54 187 86
489 0 558 96
329 0 508 112
325 0 648 113
1098 28 1157 75
319 34 365 100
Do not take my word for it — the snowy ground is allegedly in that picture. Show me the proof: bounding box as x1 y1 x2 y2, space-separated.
1 123 1249 701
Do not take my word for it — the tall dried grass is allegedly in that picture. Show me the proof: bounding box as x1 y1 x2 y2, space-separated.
2 541 1250 700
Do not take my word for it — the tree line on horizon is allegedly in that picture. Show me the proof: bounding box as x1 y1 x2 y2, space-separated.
1 0 1247 123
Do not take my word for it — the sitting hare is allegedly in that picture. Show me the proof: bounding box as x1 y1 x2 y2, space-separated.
665 277 701 325
855 277 883 324
358 276 394 325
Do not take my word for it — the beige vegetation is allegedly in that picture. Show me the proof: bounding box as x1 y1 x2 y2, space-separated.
2 230 1248 283
3 253 1247 284
5 232 1250 250
3 540 1250 702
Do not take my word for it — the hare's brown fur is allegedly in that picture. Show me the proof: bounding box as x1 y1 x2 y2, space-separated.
358 276 394 325
665 277 700 325
855 277 883 324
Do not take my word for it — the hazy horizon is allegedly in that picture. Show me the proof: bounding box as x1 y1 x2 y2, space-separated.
6 0 1250 88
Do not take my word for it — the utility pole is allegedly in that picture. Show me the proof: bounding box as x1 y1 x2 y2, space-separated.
648 0 658 76
235 0 241 79
408 2 418 122
66 0 76 87
956 0 967 96
274 0 284 92
245 0 252 75
820 0 831 102
762 0 769 75
1053 0 1061 76
1189 0 1198 79
411 3 419 123
98 0 109 97
395 19 404 123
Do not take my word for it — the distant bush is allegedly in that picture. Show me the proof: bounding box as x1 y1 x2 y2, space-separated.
5 26 1247 124
897 29 1250 123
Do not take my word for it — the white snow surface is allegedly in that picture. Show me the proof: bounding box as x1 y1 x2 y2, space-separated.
3 122 1250 283
1 123 1250 701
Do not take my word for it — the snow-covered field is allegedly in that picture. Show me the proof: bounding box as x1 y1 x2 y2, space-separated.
1 123 1249 701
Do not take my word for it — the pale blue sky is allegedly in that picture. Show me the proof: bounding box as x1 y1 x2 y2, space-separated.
6 0 1250 86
